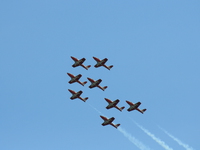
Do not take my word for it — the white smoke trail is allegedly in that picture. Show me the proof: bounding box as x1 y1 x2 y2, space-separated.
159 127 194 150
118 127 151 150
135 122 173 150
88 104 151 150
88 103 104 115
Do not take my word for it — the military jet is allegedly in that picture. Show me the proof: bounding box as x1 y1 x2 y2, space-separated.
100 115 120 129
93 57 113 70
68 89 88 102
67 73 87 86
126 101 147 114
71 56 91 70
105 98 125 112
87 77 107 91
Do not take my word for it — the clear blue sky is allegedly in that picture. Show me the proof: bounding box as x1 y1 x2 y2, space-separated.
0 1 199 150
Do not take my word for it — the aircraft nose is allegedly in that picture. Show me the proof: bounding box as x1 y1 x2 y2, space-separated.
100 115 105 119
87 77 92 81
93 57 98 60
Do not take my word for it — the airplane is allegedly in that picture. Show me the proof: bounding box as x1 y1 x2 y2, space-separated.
67 73 87 86
93 57 113 70
126 100 147 114
71 56 91 70
104 98 125 112
68 89 88 102
100 115 120 129
87 77 107 91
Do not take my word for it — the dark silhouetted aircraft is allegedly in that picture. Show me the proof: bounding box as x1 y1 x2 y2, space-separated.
93 57 113 70
126 101 147 114
71 56 91 70
67 73 87 86
100 115 120 129
105 98 125 112
87 77 107 91
68 89 88 102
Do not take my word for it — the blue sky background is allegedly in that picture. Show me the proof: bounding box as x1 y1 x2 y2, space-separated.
0 1 199 150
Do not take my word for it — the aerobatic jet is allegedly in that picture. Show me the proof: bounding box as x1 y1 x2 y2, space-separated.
126 101 147 114
87 77 107 91
68 89 88 102
93 57 113 70
67 73 87 86
71 56 91 70
104 98 125 112
100 116 120 129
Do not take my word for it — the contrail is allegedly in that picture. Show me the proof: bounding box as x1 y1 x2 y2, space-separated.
88 104 151 150
159 127 194 150
118 127 151 150
135 122 173 150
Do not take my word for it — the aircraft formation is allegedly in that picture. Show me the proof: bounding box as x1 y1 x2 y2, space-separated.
68 56 147 129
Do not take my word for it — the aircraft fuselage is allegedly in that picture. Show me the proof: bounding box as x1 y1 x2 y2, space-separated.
127 102 140 111
94 58 108 67
70 91 82 99
72 58 86 67
106 100 119 109
102 117 115 126
89 79 102 88
69 74 81 83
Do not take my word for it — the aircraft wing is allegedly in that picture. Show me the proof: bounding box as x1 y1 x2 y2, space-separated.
81 58 86 62
135 102 141 107
114 99 120 104
77 74 82 78
102 58 108 63
109 117 115 122
96 79 102 84
77 90 83 95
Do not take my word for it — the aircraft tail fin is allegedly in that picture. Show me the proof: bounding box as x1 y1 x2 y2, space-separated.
82 81 87 86
103 86 108 91
120 106 125 111
81 65 91 70
115 124 120 128
83 97 88 102
108 65 113 70
142 109 147 113
86 65 91 69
